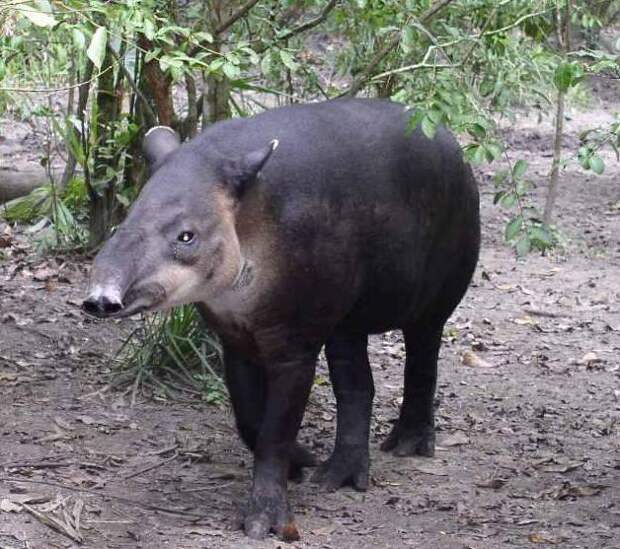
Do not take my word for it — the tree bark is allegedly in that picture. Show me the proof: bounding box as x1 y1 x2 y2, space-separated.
543 0 571 225
0 167 61 204
89 48 120 248
543 90 565 225
138 35 176 127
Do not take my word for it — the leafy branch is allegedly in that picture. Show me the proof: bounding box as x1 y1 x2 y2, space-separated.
345 0 458 96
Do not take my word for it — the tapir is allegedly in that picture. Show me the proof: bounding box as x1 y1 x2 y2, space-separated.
83 98 480 541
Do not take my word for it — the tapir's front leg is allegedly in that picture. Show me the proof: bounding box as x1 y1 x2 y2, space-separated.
243 341 318 541
223 345 316 481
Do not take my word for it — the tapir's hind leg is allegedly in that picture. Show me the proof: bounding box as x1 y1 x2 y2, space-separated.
223 345 316 480
312 333 374 491
380 323 443 457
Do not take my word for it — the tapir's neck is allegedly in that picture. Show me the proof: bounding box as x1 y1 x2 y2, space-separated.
231 257 254 290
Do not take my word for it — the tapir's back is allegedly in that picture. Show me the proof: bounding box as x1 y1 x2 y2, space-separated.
198 98 468 206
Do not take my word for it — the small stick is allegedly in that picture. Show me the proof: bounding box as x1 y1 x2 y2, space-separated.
1 461 72 470
1 476 203 518
123 452 179 480
22 503 83 543
523 308 562 318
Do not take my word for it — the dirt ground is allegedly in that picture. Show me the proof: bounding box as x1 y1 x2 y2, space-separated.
1 90 619 549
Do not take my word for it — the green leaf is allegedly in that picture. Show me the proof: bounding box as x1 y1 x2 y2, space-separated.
427 109 442 125
21 2 57 27
143 18 156 40
72 28 86 49
577 146 591 169
222 62 240 80
87 26 108 69
469 144 486 165
208 57 225 74
492 169 509 186
554 62 582 92
407 110 425 135
515 235 531 257
116 193 130 208
420 116 437 140
484 143 502 162
515 178 531 196
144 47 161 64
467 123 486 140
499 192 517 208
159 55 183 72
554 62 573 92
512 159 528 179
194 31 214 43
588 155 604 175
260 53 272 77
401 27 416 54
279 50 298 71
505 216 523 241
529 225 554 247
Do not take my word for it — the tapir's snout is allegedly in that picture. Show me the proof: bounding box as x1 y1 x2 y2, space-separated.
82 286 124 317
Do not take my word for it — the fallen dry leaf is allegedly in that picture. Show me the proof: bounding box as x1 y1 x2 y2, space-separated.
528 532 557 544
0 498 22 512
411 461 448 476
76 415 97 426
545 482 608 500
0 372 18 382
461 350 494 368
543 460 584 473
438 431 470 447
32 266 56 282
475 478 507 490
578 352 600 365
513 315 537 326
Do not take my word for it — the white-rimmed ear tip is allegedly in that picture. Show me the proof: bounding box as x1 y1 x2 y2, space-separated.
145 125 176 138
270 139 279 151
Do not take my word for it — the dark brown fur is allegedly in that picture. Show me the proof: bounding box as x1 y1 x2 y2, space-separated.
84 99 480 541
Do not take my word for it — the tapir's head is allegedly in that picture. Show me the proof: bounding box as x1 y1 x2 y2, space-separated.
82 126 277 318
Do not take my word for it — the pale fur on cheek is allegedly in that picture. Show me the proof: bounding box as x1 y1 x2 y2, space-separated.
154 265 205 307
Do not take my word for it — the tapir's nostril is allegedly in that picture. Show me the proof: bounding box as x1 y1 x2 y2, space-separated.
82 294 123 316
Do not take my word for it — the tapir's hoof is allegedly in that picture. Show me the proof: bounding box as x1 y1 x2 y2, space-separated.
381 424 435 457
243 503 300 541
289 442 316 482
311 447 369 491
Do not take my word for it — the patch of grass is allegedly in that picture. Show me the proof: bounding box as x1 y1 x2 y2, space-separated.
113 305 226 405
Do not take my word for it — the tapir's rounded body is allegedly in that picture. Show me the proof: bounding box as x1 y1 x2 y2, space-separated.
84 99 480 541
177 100 480 347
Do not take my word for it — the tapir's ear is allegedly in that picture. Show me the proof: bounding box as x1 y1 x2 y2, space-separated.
143 126 181 170
222 139 279 196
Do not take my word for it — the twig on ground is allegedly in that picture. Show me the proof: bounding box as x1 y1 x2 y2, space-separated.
123 452 179 480
0 476 205 518
22 501 83 543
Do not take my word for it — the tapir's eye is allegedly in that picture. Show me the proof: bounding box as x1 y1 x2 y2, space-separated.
177 231 195 244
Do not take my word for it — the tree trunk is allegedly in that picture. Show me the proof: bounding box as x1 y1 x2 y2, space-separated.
89 48 120 248
543 0 571 225
543 90 565 225
0 166 61 203
138 35 176 127
205 72 231 125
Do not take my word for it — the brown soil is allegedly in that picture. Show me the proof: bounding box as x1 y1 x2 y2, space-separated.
1 92 619 549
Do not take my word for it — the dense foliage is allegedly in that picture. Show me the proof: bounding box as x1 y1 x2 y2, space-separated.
2 0 619 251
2 0 618 390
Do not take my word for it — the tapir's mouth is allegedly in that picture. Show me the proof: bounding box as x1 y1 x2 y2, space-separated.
82 281 166 319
